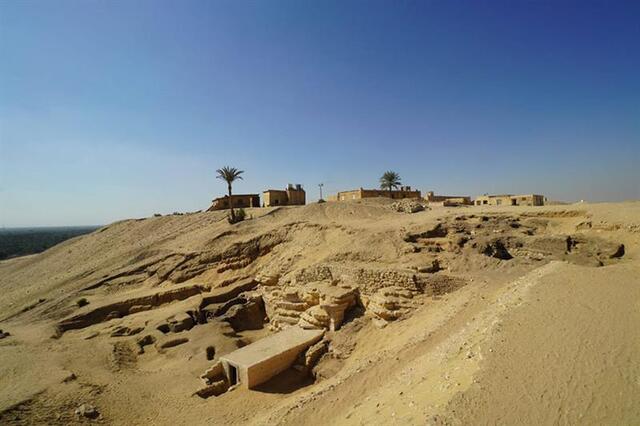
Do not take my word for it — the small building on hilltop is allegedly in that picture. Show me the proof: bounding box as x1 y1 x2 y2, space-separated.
263 184 306 207
207 194 260 211
334 186 421 201
474 194 544 206
425 191 472 206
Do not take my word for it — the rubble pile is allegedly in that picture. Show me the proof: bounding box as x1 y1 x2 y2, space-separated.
365 286 420 327
390 199 427 213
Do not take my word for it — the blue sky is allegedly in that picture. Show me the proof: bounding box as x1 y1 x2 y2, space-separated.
1 0 638 226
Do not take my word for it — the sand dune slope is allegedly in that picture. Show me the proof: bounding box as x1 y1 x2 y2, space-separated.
0 200 638 425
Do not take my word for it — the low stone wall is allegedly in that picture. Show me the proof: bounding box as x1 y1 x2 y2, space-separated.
291 264 466 295
282 264 466 326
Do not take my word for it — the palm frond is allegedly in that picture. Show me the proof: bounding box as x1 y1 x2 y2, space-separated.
379 170 401 190
216 166 244 183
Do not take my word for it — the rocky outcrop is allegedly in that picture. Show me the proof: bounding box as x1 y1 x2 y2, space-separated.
199 278 257 307
110 325 144 337
75 404 99 419
135 334 156 354
219 294 266 331
365 286 420 326
129 304 152 314
56 284 205 334
304 284 357 331
255 269 280 287
264 288 307 329
294 339 329 375
298 306 331 330
264 281 358 332
478 239 514 260
167 312 195 333
416 259 441 273
153 312 196 334
79 227 289 294
473 232 626 266
304 340 328 370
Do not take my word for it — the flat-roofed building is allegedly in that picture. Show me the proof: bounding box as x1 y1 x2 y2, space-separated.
263 184 306 207
207 194 260 211
474 194 544 206
425 191 472 206
219 327 324 389
334 186 421 201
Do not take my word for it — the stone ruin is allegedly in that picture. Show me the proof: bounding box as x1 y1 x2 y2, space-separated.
256 263 465 329
365 286 421 327
263 281 358 332
190 261 468 398
390 199 427 213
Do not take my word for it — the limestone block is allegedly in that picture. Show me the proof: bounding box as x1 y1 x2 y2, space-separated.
167 312 194 333
276 301 308 311
367 286 418 322
201 361 224 383
194 380 229 399
255 270 280 287
220 299 265 332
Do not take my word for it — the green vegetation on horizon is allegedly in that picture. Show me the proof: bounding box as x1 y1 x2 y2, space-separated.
0 227 99 260
379 171 402 192
216 166 244 223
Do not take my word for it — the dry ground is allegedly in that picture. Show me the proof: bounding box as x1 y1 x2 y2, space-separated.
1 200 639 425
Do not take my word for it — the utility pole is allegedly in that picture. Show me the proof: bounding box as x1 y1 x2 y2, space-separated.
318 183 324 201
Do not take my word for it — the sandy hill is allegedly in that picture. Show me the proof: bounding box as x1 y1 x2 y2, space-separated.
1 199 639 425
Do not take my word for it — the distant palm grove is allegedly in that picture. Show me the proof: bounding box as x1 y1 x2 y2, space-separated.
0 227 99 260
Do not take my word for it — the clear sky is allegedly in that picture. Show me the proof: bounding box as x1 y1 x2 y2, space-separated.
1 0 638 227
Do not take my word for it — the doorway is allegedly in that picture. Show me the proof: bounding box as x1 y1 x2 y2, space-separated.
228 364 238 385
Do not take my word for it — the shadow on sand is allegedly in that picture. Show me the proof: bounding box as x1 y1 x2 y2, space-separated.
253 367 314 394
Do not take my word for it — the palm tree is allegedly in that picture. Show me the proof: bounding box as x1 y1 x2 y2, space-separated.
379 171 401 193
216 166 244 222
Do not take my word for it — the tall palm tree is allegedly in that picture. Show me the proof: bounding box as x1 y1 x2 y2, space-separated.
216 166 244 222
379 171 401 193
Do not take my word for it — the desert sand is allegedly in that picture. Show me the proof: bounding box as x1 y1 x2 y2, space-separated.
1 199 639 425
